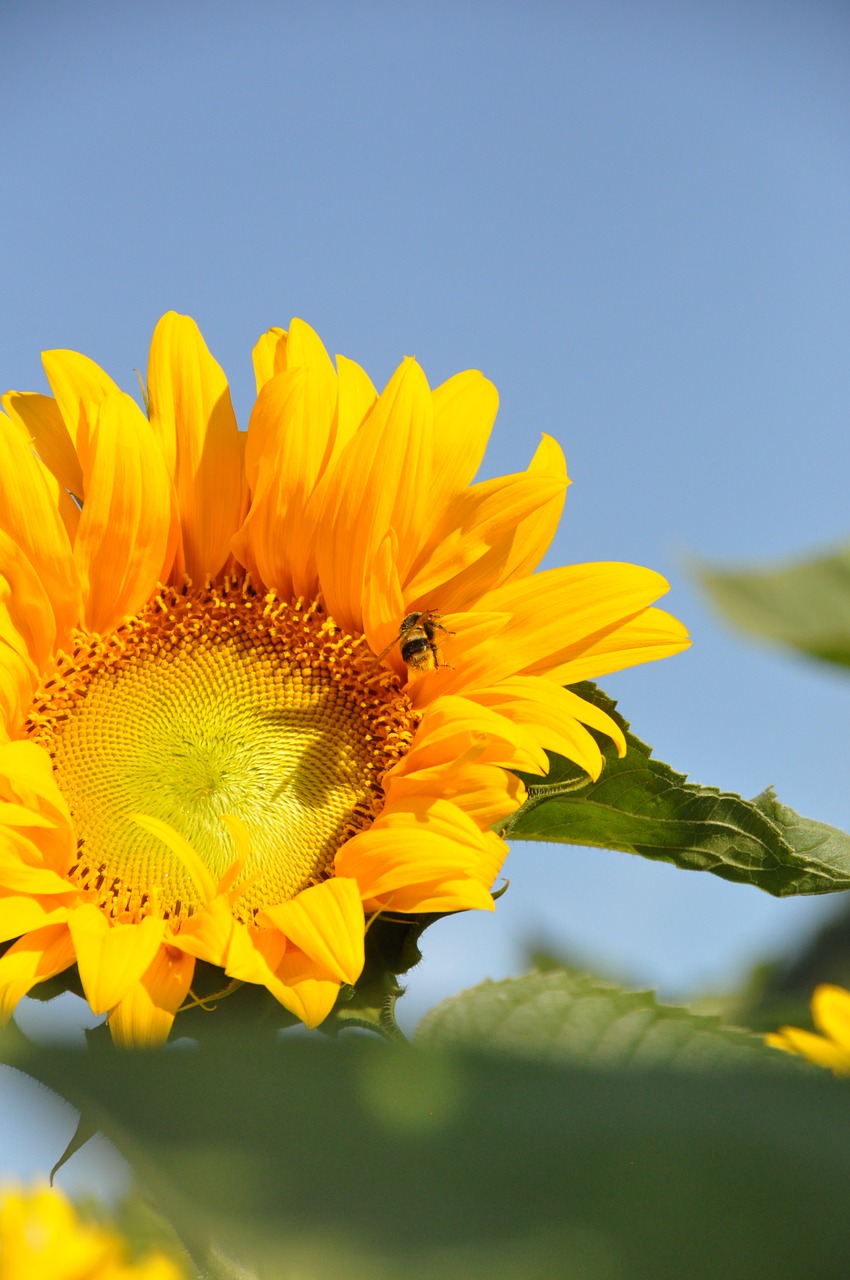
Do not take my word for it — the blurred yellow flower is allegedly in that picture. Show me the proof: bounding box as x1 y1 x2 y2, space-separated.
0 1183 186 1280
767 983 850 1074
0 313 688 1045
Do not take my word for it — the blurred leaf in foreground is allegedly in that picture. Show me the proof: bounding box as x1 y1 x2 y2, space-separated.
1 1010 846 1280
693 541 850 669
415 968 804 1069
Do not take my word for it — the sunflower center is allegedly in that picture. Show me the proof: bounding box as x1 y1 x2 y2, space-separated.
26 582 417 922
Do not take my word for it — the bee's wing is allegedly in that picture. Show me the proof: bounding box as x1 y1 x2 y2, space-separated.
366 631 402 673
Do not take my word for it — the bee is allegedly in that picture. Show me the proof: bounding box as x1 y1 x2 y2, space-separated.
370 609 451 676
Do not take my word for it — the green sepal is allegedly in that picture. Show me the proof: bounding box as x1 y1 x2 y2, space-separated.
328 912 442 1041
20 963 86 1004
156 959 303 1041
49 1109 98 1184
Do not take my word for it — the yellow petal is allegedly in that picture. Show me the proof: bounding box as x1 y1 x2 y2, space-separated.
426 563 677 698
0 739 72 819
404 466 567 610
490 434 570 587
41 348 121 455
0 836 73 896
0 411 81 646
0 923 75 1024
392 693 548 774
362 530 406 669
766 1026 850 1074
0 893 71 942
337 798 506 913
235 364 335 598
339 826 499 899
251 326 288 395
286 318 338 447
107 944 195 1048
541 607 691 685
267 947 342 1029
168 895 235 965
260 877 365 985
315 357 434 632
222 922 342 1024
0 740 74 875
0 643 33 741
384 758 525 830
223 918 287 985
1 391 84 498
128 814 217 905
429 369 498 513
68 904 166 1014
382 875 497 914
470 677 627 778
74 390 174 632
147 311 245 583
812 984 850 1049
335 354 378 459
0 530 56 675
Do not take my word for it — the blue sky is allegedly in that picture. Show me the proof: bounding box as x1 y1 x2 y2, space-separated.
2 0 850 1191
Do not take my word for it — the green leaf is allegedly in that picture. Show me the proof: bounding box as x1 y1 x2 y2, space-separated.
503 683 850 896
694 541 850 669
415 968 803 1069
3 1027 850 1280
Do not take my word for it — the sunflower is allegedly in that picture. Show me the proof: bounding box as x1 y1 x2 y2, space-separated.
0 1182 187 1280
0 313 688 1046
767 984 850 1075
